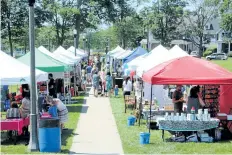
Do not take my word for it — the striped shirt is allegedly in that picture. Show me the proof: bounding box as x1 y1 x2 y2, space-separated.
6 108 20 118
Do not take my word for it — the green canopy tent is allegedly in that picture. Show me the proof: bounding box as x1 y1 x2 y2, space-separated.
18 48 71 72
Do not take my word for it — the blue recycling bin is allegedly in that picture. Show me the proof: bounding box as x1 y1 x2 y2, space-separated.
39 118 61 152
127 116 136 126
140 132 150 144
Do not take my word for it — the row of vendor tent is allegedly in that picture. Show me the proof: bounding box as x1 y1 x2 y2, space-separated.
0 50 48 85
107 46 148 63
126 45 189 77
0 45 86 85
18 46 87 73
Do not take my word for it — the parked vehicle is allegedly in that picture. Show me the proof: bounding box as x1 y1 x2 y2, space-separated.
206 53 228 60
190 51 198 57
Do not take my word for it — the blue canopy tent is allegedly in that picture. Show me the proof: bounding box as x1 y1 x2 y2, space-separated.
123 46 148 64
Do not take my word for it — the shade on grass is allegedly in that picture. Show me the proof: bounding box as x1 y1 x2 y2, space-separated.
0 96 84 154
18 48 71 72
110 91 232 154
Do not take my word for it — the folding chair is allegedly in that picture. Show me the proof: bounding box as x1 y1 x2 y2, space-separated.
124 95 136 113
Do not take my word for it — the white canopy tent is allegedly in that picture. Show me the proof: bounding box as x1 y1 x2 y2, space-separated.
111 48 126 58
53 46 81 63
169 45 189 57
107 45 124 56
126 54 147 70
115 50 133 59
136 45 171 77
67 46 87 57
0 50 48 85
138 45 189 105
38 46 74 65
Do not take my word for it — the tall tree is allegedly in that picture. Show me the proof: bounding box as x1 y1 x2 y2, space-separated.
41 0 80 46
220 0 232 32
143 0 186 47
184 0 219 57
1 0 28 56
115 15 144 48
1 0 50 55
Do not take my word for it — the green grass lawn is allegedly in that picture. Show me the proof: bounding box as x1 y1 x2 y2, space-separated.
211 57 232 72
110 93 232 154
1 95 84 154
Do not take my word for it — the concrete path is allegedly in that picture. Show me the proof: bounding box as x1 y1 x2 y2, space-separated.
69 87 124 155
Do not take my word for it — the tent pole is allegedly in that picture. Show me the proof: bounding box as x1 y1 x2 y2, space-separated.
46 81 49 95
139 79 143 126
149 84 152 133
64 72 66 104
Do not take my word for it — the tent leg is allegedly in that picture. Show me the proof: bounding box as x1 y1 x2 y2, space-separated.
139 80 143 127
149 84 152 133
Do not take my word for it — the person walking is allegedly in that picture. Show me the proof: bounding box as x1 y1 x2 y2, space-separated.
105 72 113 97
92 71 100 97
86 64 92 84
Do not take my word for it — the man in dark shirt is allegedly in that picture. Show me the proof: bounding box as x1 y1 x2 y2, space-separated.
48 74 56 98
172 85 185 114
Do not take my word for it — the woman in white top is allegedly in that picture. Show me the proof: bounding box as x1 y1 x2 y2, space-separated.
123 77 132 96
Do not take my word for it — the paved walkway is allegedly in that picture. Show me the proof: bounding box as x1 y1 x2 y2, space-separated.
69 87 124 155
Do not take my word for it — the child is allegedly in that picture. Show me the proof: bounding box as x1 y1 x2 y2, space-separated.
47 97 58 118
114 85 119 97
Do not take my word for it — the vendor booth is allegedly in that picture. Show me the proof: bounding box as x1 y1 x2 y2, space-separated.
141 56 232 142
0 50 48 85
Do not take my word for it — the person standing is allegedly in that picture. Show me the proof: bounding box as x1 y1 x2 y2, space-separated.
48 73 56 98
105 62 110 73
86 64 92 84
92 71 100 97
172 85 186 114
123 77 132 98
105 72 113 97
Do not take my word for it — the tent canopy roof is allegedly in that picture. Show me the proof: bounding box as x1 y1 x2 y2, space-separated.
67 46 87 57
143 56 232 85
116 50 133 59
123 46 148 63
53 46 81 62
169 45 189 57
0 50 47 85
18 48 70 72
38 46 74 65
107 46 124 56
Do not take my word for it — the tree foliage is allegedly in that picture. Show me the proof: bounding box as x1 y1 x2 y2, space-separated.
220 0 232 32
141 0 186 47
184 0 219 57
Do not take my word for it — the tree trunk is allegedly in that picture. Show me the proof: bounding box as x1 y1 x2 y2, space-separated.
7 7 13 56
24 35 27 54
75 14 81 48
75 0 83 48
199 36 203 58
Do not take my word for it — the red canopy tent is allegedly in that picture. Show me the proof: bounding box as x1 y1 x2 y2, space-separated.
142 56 232 85
142 56 232 133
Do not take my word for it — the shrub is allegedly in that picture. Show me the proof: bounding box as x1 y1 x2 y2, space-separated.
203 50 213 57
228 53 232 57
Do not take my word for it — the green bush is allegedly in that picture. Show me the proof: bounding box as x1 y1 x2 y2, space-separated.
203 50 213 57
228 53 232 57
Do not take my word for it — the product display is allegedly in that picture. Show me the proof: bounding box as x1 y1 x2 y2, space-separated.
202 85 220 117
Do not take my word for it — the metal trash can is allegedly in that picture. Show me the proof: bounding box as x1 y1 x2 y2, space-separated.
39 118 61 152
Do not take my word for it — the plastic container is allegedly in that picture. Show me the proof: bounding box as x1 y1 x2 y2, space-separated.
140 132 150 144
127 116 136 126
39 118 61 152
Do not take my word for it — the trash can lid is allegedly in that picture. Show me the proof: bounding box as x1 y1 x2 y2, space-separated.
39 118 60 128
